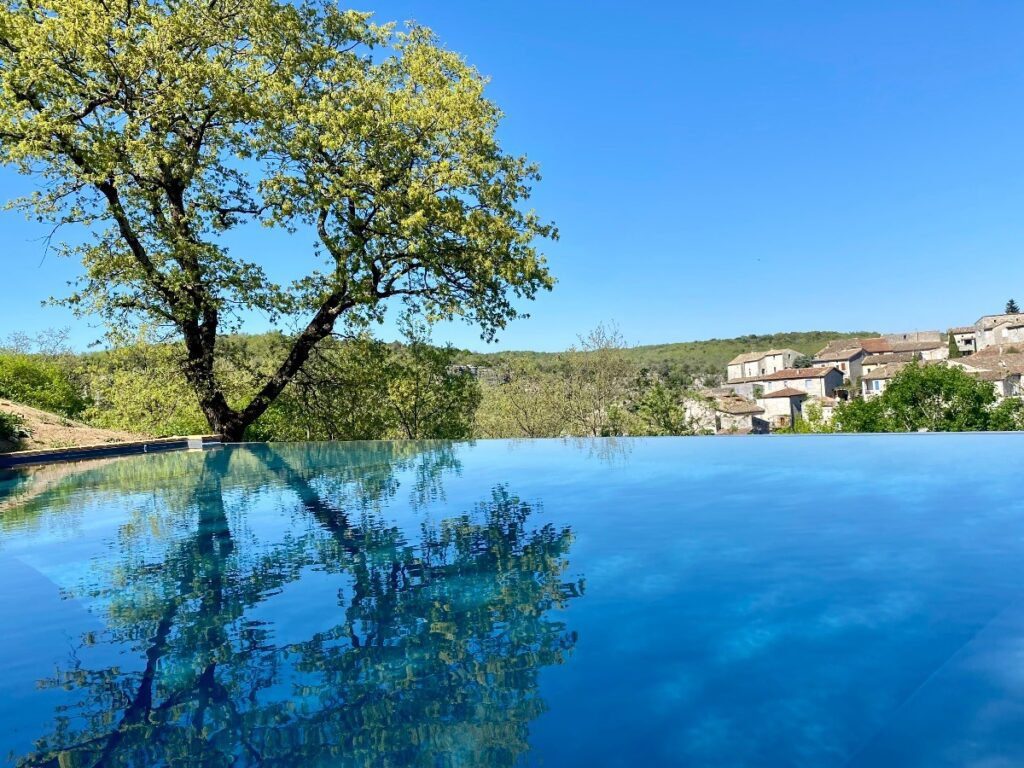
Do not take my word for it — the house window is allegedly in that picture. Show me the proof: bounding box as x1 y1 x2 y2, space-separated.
804 379 813 388
873 380 881 391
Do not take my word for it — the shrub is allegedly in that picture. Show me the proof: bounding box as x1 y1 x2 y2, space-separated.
0 410 26 447
989 398 1024 431
0 351 89 417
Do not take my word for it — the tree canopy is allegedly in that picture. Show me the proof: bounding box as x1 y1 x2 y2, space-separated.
835 363 997 433
0 0 554 439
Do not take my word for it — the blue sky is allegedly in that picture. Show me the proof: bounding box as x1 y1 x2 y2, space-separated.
3 1 1024 351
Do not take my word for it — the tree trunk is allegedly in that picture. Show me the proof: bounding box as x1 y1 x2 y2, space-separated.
180 293 352 442
195 391 247 441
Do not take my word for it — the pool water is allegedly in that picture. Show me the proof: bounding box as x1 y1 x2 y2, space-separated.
2 436 1024 766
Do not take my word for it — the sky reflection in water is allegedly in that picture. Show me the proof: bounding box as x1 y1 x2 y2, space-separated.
1 435 1024 767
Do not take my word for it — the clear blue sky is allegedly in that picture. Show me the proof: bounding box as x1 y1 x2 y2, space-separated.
3 0 1024 352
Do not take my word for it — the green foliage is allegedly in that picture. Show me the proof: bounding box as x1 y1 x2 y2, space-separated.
988 397 1024 431
252 326 482 442
460 330 872 387
834 396 887 432
786 401 836 433
835 364 996 432
792 353 815 369
475 325 706 438
881 364 994 432
476 325 643 438
475 361 569 438
0 410 25 445
948 334 961 359
1007 299 1020 314
633 380 696 436
0 351 89 417
384 322 482 440
83 345 209 436
0 0 553 438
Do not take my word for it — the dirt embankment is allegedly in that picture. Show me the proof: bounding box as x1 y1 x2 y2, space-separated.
0 399 148 453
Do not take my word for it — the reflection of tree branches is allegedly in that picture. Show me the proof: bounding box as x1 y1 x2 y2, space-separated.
16 446 582 768
564 436 635 466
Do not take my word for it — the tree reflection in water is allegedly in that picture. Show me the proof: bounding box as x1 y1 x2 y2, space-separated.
14 444 583 768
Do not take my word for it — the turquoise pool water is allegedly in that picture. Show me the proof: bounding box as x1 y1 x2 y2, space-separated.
1 436 1023 766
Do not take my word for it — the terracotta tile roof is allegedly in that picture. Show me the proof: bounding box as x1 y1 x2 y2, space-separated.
949 326 976 334
859 338 892 354
863 352 918 365
714 395 765 415
727 351 763 366
761 387 808 399
727 348 799 366
815 340 862 358
862 362 911 381
815 337 895 358
762 366 841 381
967 369 1014 382
955 349 1024 375
727 366 842 385
815 348 863 361
890 340 944 353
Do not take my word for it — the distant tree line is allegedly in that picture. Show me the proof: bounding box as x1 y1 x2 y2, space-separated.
4 326 1024 447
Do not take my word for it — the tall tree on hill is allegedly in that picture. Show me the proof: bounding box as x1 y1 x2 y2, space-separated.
0 0 554 440
1007 299 1020 314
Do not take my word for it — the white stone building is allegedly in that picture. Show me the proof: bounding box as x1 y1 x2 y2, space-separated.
861 362 910 399
973 314 1024 352
759 367 845 398
756 388 806 429
683 391 769 435
726 349 802 382
949 326 976 356
861 352 918 376
812 344 867 383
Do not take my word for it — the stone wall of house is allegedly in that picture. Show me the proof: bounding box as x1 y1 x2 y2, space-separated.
920 346 950 361
883 331 943 343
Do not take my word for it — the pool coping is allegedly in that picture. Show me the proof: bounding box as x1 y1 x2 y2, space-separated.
0 435 225 468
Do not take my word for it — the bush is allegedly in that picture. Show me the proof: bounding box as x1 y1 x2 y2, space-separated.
835 364 996 433
989 398 1024 431
82 346 208 437
0 410 26 446
0 351 89 417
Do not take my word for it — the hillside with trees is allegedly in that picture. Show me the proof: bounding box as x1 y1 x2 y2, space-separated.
459 330 873 387
0 326 891 449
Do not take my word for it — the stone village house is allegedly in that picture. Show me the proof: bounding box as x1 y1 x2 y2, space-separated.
682 390 769 435
726 349 801 382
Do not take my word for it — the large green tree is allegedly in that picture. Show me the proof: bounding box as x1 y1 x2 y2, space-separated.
835 363 996 433
0 0 554 439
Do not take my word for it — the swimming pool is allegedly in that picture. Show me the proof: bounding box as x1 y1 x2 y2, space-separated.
1 436 1022 766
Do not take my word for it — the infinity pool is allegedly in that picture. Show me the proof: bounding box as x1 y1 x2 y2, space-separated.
1 436 1023 766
